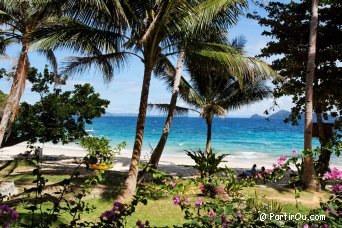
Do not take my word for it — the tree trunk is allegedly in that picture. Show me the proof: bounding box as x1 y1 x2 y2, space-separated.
148 51 185 169
205 115 213 157
116 64 153 203
316 111 330 186
302 0 319 191
0 43 29 147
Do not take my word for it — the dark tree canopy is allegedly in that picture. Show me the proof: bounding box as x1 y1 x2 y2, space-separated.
6 66 109 145
248 0 341 125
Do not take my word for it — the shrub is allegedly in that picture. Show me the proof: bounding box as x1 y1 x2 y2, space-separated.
185 148 228 178
81 137 126 168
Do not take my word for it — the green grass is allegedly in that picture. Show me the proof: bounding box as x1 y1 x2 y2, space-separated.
13 195 186 227
1 161 331 227
13 193 316 227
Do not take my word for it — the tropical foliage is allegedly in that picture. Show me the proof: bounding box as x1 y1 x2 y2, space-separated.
0 0 64 146
0 3 339 227
34 0 276 201
6 66 109 146
248 0 341 189
148 35 276 168
185 148 229 178
81 137 126 169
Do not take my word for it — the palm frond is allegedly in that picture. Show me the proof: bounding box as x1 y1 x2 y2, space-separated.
186 44 279 86
142 0 194 46
0 36 16 55
62 52 128 82
38 49 58 73
189 0 248 35
32 16 127 56
202 104 226 118
148 103 197 116
219 81 273 111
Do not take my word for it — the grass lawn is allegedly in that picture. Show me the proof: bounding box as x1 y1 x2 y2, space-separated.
0 160 332 227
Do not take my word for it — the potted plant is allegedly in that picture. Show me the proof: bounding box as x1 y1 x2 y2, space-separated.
80 136 126 170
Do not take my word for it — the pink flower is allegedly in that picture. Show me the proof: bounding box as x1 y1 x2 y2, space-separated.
322 224 329 228
198 183 205 191
255 173 263 179
113 202 125 212
331 184 342 194
170 181 177 187
221 215 227 223
265 169 273 174
237 210 243 220
101 210 115 220
162 179 168 183
323 168 342 180
9 210 19 220
277 156 287 167
292 150 297 155
215 188 224 194
0 204 19 225
223 192 228 199
208 210 215 217
172 195 181 206
272 163 277 168
183 197 190 205
303 224 309 228
195 198 203 207
136 220 143 228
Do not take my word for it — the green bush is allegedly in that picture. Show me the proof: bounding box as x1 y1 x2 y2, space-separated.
185 148 229 178
80 137 126 166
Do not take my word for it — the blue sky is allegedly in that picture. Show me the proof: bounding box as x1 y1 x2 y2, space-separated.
0 1 294 118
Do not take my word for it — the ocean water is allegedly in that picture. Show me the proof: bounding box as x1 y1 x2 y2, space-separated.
89 116 322 160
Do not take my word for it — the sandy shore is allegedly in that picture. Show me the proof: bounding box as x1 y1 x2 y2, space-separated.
1 142 341 175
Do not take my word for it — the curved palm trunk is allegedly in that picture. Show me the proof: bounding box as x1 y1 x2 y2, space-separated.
116 64 153 202
0 43 29 147
302 0 319 191
149 51 185 169
205 115 213 156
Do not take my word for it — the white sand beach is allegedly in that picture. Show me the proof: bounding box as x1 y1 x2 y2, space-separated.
1 142 341 175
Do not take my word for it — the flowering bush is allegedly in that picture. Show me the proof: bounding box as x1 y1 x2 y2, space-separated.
171 189 284 227
197 178 224 198
323 168 342 181
323 167 342 195
161 168 286 227
76 191 148 227
0 204 19 228
136 220 150 228
307 194 341 227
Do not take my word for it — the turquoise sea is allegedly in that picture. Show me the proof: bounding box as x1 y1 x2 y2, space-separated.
89 116 323 159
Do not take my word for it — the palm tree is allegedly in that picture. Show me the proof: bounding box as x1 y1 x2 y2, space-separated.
37 0 254 201
302 0 319 191
148 36 277 168
150 59 272 159
0 0 62 146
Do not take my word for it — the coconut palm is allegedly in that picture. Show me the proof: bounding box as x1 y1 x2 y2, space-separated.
36 0 255 201
148 35 277 168
151 63 272 160
0 0 65 146
302 0 319 191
